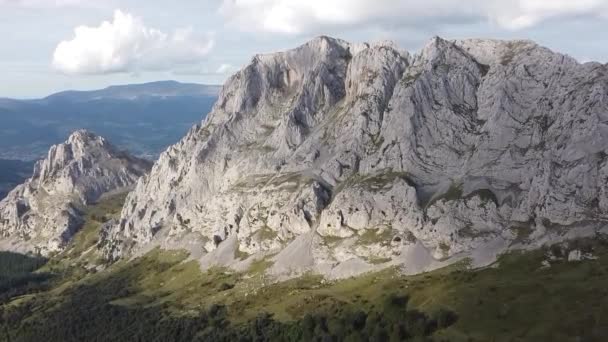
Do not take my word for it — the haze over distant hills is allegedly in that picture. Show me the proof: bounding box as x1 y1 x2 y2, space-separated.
0 80 220 161
42 81 220 102
0 159 34 200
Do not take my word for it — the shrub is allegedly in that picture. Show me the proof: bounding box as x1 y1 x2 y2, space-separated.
434 308 458 329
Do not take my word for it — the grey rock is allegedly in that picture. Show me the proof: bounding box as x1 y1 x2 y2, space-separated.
0 130 151 255
567 249 582 261
101 36 608 279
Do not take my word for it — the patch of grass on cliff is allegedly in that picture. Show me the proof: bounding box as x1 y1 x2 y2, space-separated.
63 192 128 261
332 169 414 198
464 188 499 207
367 256 392 264
356 227 393 246
321 234 344 246
510 223 534 244
234 248 251 261
247 256 274 276
33 193 129 288
424 182 463 208
359 170 414 190
256 226 278 241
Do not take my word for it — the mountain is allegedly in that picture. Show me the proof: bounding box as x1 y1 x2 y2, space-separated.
0 130 151 255
43 80 219 102
0 81 220 160
101 36 608 280
0 36 607 342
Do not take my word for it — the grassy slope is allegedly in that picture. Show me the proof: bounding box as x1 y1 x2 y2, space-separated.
46 192 127 271
1 194 608 341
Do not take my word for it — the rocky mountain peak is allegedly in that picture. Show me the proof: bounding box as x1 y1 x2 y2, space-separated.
101 36 608 280
35 130 108 183
31 129 150 204
67 129 104 146
0 130 151 255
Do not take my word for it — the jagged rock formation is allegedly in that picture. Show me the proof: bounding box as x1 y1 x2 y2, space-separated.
0 130 151 255
102 36 608 278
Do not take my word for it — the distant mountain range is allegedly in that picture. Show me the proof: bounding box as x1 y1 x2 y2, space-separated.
41 81 219 102
0 80 220 160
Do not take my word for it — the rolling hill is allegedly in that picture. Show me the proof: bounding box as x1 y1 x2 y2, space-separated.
0 80 220 160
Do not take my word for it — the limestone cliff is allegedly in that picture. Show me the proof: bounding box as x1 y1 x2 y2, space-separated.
102 36 608 278
0 130 151 255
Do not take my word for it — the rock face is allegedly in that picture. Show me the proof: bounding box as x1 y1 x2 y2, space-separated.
102 36 608 278
0 130 151 255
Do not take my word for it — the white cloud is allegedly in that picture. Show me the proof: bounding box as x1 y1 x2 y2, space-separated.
52 10 214 75
215 63 235 74
492 0 608 29
220 0 608 34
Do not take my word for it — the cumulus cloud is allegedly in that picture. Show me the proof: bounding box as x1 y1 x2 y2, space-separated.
220 0 608 34
52 10 214 75
492 0 608 29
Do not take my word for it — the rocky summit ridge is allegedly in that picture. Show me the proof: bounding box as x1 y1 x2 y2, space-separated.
0 130 151 255
94 35 608 279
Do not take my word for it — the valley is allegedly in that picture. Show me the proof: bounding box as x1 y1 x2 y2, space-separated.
0 81 219 160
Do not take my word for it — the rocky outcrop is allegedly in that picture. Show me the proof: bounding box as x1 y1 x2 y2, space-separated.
101 36 608 278
0 130 151 255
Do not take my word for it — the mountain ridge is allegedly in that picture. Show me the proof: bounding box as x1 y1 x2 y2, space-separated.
41 80 221 102
0 130 151 255
98 35 608 280
0 80 219 160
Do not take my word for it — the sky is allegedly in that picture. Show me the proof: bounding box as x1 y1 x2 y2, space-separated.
1 0 607 98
